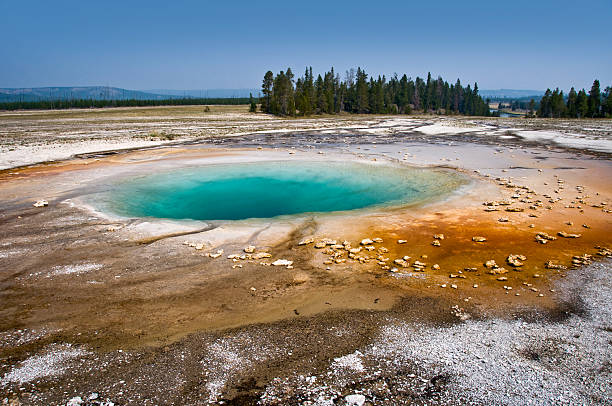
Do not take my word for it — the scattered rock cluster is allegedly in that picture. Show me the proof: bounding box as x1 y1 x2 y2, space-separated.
182 241 295 269
506 254 526 267
535 232 556 244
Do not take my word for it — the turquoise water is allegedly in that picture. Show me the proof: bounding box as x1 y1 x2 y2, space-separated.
103 161 467 221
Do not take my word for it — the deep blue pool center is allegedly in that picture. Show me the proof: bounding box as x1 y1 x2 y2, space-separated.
104 161 467 221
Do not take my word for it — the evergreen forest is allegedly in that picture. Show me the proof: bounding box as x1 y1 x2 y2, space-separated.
536 80 612 118
260 67 492 117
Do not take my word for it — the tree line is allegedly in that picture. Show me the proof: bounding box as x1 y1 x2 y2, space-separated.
0 97 251 111
536 80 611 118
260 67 492 117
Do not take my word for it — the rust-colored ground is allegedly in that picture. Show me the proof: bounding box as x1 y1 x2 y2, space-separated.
0 145 610 355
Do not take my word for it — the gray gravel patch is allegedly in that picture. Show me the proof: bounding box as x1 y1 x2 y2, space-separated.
260 259 612 405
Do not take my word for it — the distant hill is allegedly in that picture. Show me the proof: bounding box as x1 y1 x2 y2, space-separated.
0 87 172 102
0 87 262 102
146 88 261 98
479 89 545 99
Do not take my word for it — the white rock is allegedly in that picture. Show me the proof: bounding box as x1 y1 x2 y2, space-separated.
33 200 48 207
272 259 293 267
345 394 366 406
298 237 315 245
66 397 83 406
208 249 223 258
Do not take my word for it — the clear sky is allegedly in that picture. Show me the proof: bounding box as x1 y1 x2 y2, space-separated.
1 0 610 91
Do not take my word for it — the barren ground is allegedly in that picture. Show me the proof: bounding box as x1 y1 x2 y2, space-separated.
1 106 611 405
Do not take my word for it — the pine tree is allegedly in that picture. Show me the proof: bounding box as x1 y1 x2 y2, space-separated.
249 93 257 112
308 67 315 111
538 89 552 117
605 86 612 117
464 85 473 115
261 71 274 113
286 68 295 116
551 88 565 118
369 76 384 114
270 70 294 116
356 68 369 113
298 67 314 116
423 72 432 112
334 72 344 113
473 83 481 115
527 99 535 118
269 71 282 115
294 77 303 115
442 80 450 113
324 69 335 114
414 77 424 111
566 87 578 118
588 79 601 118
453 79 462 113
576 89 588 118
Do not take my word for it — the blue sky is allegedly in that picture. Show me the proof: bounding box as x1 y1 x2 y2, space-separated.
1 0 610 91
